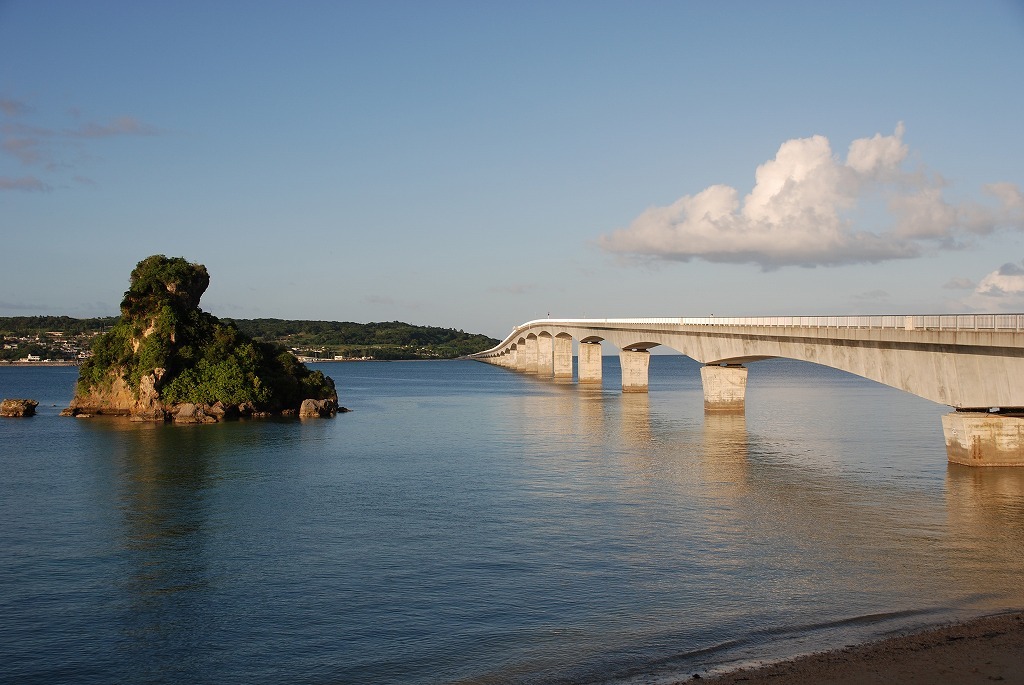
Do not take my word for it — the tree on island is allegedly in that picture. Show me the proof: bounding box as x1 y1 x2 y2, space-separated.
68 255 338 420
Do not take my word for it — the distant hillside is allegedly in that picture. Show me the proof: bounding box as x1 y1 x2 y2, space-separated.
0 315 118 336
226 319 499 360
0 316 117 362
0 315 498 362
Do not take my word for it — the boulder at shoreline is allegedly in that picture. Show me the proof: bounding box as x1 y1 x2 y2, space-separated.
1 398 38 417
299 398 339 418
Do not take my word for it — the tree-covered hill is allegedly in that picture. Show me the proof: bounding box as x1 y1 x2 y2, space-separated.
226 319 499 360
0 316 117 362
0 315 118 336
1 316 498 362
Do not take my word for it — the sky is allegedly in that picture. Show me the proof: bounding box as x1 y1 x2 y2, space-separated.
2 1 1023 339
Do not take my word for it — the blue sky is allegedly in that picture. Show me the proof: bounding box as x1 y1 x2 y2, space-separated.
2 1 1023 338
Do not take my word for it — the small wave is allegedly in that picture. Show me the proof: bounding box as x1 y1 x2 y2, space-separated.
749 606 943 640
588 607 966 685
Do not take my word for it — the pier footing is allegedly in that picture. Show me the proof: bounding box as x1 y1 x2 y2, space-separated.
701 364 747 412
578 342 602 384
943 411 1024 466
620 349 650 393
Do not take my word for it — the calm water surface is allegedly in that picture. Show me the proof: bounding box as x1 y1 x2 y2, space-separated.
2 358 1023 684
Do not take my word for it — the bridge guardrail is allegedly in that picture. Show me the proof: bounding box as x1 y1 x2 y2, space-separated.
474 314 1024 356
512 314 1024 331
678 314 1024 330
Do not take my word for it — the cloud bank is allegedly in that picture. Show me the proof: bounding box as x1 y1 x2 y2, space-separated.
0 176 50 191
976 262 1024 297
0 96 159 192
951 260 1024 312
599 124 1024 269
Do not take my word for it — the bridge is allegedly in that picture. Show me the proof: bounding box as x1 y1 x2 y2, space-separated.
470 315 1024 467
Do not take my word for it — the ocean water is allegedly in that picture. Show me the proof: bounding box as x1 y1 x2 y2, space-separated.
2 357 1023 684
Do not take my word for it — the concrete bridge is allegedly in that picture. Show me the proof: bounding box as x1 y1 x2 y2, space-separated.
470 315 1024 467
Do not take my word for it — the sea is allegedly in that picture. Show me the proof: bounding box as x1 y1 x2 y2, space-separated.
2 355 1024 684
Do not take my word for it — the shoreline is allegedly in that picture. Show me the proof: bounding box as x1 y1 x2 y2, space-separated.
686 610 1024 684
0 361 78 367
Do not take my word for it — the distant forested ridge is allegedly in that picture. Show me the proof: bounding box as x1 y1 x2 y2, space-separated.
226 319 499 360
0 316 118 336
1 315 498 362
0 316 118 362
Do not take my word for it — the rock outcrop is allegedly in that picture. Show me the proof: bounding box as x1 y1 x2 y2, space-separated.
66 371 164 417
65 255 339 422
171 403 218 424
1 398 38 417
299 398 339 418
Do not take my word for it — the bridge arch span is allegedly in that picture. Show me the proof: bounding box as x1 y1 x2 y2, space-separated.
474 316 1024 465
478 317 1024 409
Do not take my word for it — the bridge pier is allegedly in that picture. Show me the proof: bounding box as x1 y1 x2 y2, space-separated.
578 342 602 384
942 411 1024 466
537 334 554 377
553 335 573 379
620 349 649 393
701 364 747 412
523 337 539 374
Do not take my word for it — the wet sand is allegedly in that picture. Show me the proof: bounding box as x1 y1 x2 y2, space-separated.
687 611 1024 684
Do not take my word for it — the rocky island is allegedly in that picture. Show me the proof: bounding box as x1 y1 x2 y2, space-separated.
64 255 339 422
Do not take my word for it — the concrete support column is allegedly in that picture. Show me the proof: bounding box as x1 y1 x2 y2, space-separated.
537 335 554 377
942 411 1024 466
578 342 602 384
553 335 573 379
524 337 539 374
509 347 520 370
620 349 650 393
701 364 747 412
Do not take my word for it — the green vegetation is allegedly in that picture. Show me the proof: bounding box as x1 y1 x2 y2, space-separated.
2 299 498 367
0 315 118 336
0 316 116 362
228 319 499 360
76 255 336 411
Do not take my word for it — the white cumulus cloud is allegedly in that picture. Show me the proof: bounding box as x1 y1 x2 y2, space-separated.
976 262 1024 297
599 124 1024 269
955 260 1024 312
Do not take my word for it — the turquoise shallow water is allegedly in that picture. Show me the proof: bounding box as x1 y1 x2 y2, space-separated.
2 358 1023 684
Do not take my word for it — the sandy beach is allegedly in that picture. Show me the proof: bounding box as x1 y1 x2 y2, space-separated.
685 611 1024 684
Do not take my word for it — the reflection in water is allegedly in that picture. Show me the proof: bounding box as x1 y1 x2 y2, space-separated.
701 413 750 494
619 393 651 446
577 385 606 441
118 426 212 573
7 359 1024 685
944 466 1024 609
95 420 227 681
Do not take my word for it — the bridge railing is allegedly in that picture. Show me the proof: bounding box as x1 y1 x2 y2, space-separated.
474 314 1024 356
676 314 1024 330
513 314 1024 332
